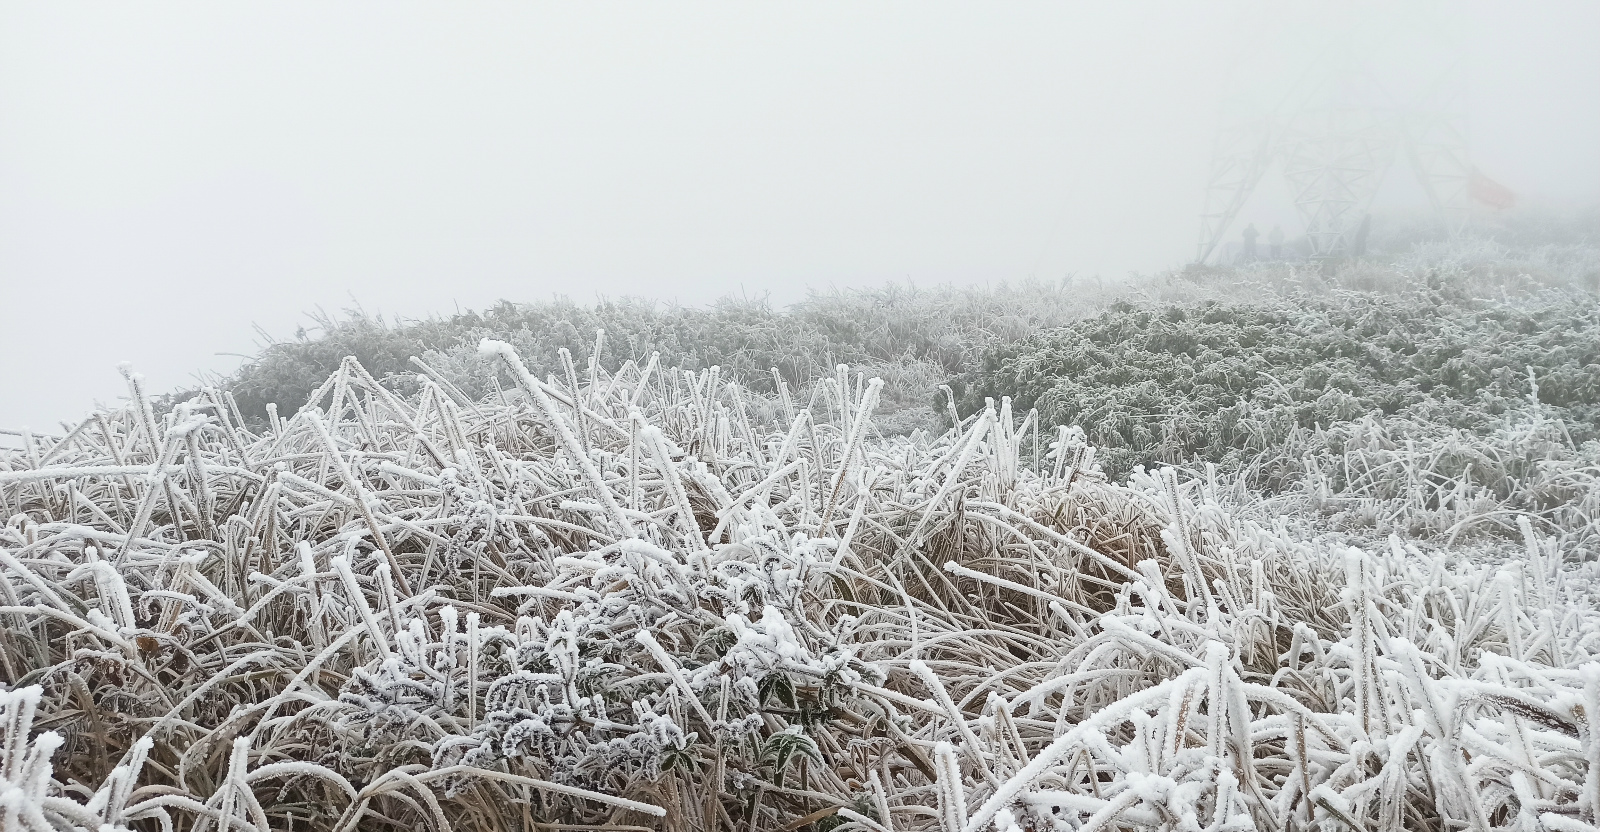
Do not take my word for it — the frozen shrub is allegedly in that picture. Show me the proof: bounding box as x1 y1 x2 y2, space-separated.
950 284 1600 546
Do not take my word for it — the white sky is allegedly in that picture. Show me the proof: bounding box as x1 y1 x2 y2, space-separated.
2 2 1597 431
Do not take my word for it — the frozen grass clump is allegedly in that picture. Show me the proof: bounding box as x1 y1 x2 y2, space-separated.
4 344 1600 831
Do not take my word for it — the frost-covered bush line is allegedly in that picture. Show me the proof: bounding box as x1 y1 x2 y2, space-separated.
220 234 1597 453
224 282 1126 432
950 286 1600 539
216 228 1595 439
6 343 1600 831
953 289 1600 472
1370 204 1600 261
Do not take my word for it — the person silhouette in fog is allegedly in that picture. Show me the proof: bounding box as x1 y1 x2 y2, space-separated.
1241 223 1259 262
1268 225 1284 260
1351 214 1371 257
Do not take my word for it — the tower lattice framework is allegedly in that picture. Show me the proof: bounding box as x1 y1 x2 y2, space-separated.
1197 13 1472 264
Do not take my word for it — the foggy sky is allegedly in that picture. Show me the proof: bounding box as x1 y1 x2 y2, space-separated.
2 2 1597 432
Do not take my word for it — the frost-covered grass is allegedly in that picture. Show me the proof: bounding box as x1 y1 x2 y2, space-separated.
6 339 1600 831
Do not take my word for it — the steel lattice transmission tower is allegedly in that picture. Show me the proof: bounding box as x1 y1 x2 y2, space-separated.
1196 10 1472 264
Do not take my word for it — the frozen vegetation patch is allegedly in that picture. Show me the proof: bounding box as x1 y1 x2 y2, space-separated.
4 336 1600 831
215 223 1600 442
950 285 1600 541
952 289 1600 470
222 283 1116 435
